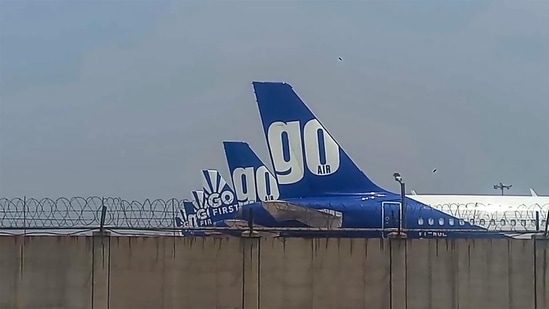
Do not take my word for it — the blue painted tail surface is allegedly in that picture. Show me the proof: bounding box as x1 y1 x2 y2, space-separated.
187 190 212 227
176 200 209 236
252 81 387 197
201 169 240 222
175 201 195 228
174 209 186 228
192 190 205 208
223 140 280 203
181 200 201 228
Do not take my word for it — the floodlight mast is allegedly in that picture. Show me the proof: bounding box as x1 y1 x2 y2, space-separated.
393 172 406 235
493 182 512 196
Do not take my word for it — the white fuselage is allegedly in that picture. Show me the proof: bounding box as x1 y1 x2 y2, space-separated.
410 194 549 208
409 194 549 237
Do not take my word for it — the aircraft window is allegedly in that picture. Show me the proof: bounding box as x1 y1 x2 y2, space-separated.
449 218 455 226
470 219 475 225
459 219 465 226
480 219 486 225
500 219 506 226
418 217 424 225
489 219 495 225
438 218 444 225
521 220 526 226
511 219 516 226
428 218 434 225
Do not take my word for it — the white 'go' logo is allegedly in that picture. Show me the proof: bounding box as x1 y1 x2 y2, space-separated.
206 190 235 208
232 166 280 203
267 119 340 185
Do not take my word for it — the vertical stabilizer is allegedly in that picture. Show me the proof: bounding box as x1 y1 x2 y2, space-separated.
201 169 240 222
252 81 387 197
223 140 280 203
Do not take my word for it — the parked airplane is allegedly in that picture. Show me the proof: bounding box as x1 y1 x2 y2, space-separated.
174 200 206 236
223 139 548 238
174 190 210 236
410 188 541 197
174 169 270 236
223 140 549 237
174 175 232 235
223 140 280 204
223 81 549 239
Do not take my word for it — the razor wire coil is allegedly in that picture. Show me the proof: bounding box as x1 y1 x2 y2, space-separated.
1 196 549 231
0 196 187 229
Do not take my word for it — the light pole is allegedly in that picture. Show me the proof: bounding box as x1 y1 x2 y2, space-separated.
493 182 512 196
393 172 406 234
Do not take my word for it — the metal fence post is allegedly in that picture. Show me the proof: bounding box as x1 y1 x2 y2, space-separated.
23 195 27 235
99 197 107 235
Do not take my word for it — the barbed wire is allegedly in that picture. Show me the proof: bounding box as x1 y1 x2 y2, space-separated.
0 196 184 229
1 196 549 234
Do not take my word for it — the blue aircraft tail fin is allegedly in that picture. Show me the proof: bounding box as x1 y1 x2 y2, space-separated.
183 200 196 217
175 200 194 228
223 140 280 203
175 199 211 236
191 190 205 208
175 213 185 228
252 81 387 197
179 200 198 228
183 190 212 227
201 169 240 222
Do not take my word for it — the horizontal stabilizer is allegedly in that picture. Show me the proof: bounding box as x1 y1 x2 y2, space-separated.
221 219 279 237
260 200 343 229
183 229 222 236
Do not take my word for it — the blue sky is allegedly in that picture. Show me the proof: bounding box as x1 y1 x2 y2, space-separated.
1 0 548 199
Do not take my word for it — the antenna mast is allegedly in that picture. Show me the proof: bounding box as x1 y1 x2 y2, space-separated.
493 182 512 196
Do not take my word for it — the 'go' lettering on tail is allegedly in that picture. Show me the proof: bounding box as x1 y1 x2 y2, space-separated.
206 190 235 208
232 166 280 203
267 119 340 184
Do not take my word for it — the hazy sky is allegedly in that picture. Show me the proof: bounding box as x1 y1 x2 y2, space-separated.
1 0 548 200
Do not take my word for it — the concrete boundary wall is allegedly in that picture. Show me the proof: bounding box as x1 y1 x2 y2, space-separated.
0 235 548 309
